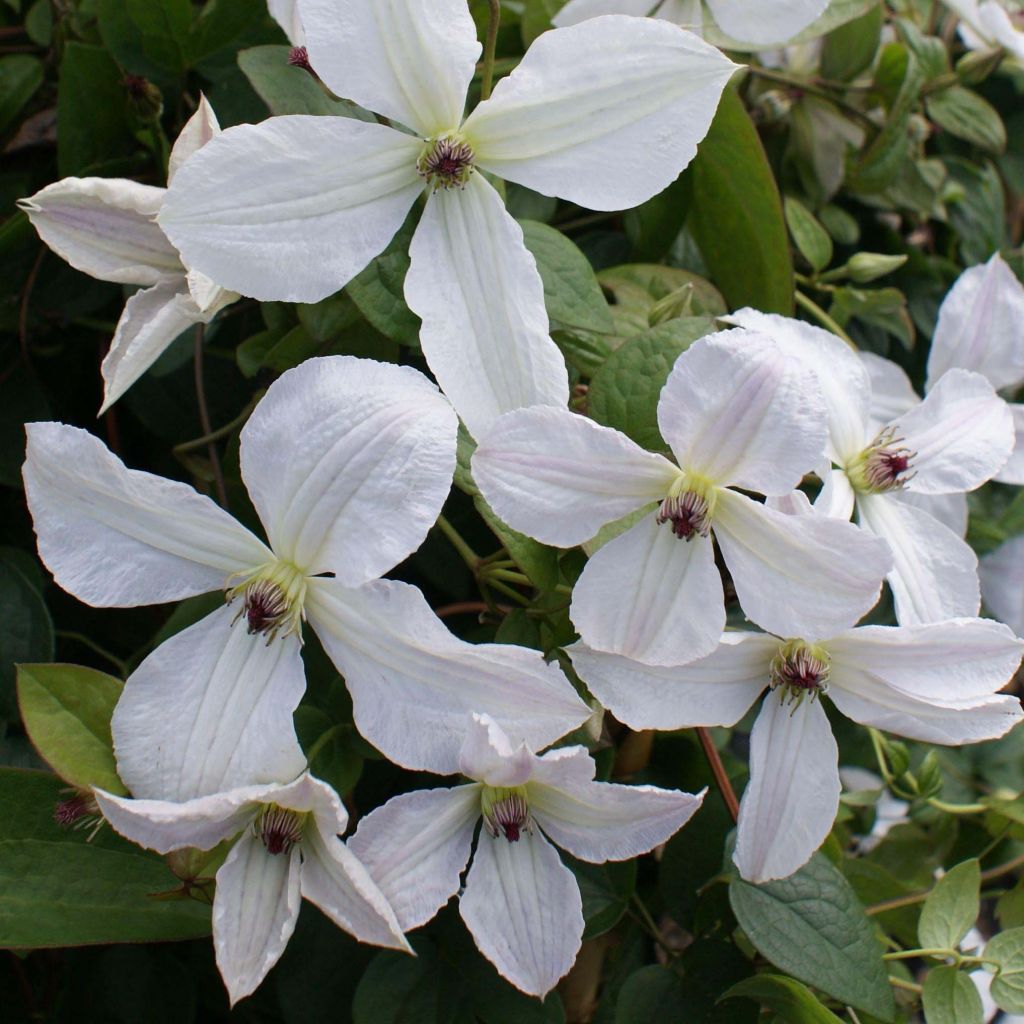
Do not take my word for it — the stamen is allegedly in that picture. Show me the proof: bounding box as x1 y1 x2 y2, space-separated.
225 560 308 645
657 473 717 541
254 804 305 856
481 786 532 843
54 790 104 840
417 134 475 191
770 639 832 711
847 427 916 494
287 46 317 77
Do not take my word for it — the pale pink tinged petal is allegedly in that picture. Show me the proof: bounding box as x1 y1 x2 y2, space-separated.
567 633 772 729
459 714 536 788
707 0 828 44
977 1 1024 61
349 786 481 930
461 830 583 998
213 834 301 1006
725 309 871 465
981 537 1024 636
167 95 221 184
570 513 724 666
268 0 304 46
733 695 840 883
464 16 737 211
306 578 588 774
657 330 827 494
895 490 969 537
857 492 980 624
995 405 1024 485
159 117 422 303
816 469 857 521
767 489 819 518
111 607 307 802
553 0 659 27
858 350 920 430
267 772 347 834
471 407 677 548
240 356 457 583
894 369 1014 493
714 489 891 642
22 422 270 607
17 177 180 285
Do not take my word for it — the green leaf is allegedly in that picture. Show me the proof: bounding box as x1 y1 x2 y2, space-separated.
985 927 1024 1013
16 664 125 795
722 975 845 1022
614 965 687 1023
921 966 984 1024
926 86 1006 153
820 1 883 81
0 557 53 720
0 55 43 135
188 0 256 64
624 173 691 262
945 158 1006 265
784 197 834 272
729 854 894 1021
96 0 193 84
568 855 636 940
689 87 794 314
520 0 560 47
918 859 979 951
829 285 914 349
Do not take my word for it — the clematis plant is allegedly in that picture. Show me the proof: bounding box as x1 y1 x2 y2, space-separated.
349 713 704 996
942 0 1024 61
23 356 588 788
95 770 409 1005
571 618 1024 882
727 308 1015 625
156 0 738 439
472 330 892 667
17 98 239 412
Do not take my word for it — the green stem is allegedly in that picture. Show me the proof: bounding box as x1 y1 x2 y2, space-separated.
480 0 501 101
884 948 953 961
927 797 988 815
630 895 677 958
483 577 531 607
174 394 260 454
55 631 129 677
435 515 480 571
193 324 229 510
305 724 346 766
795 291 856 347
888 976 923 995
868 727 896 787
746 65 877 129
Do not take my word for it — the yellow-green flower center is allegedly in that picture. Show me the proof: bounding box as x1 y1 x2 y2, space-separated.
226 559 308 644
480 785 532 843
846 428 915 494
253 803 307 856
657 472 718 541
770 639 832 709
417 132 475 191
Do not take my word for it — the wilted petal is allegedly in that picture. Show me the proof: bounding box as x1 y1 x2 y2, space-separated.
995 405 1024 485
239 356 456 583
464 16 737 211
460 714 535 788
733 695 840 883
168 95 221 184
981 536 1024 636
707 0 828 44
23 422 270 607
159 117 423 302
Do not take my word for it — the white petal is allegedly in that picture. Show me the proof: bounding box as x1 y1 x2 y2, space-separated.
405 177 570 441
463 16 737 212
657 329 827 494
349 786 481 930
305 578 589 774
858 350 920 430
707 0 828 44
459 714 536 788
99 280 206 414
168 95 221 184
816 468 857 520
571 513 725 665
981 536 1024 636
159 117 423 303
300 0 479 136
186 268 237 316
460 830 583 998
733 695 840 883
471 407 677 548
995 404 1024 485
714 489 891 642
894 369 1014 493
112 606 307 801
268 0 304 45
214 833 301 1006
23 422 270 607
978 0 1024 59
239 356 457 583
553 0 660 27
568 632 772 729
895 490 969 537
17 177 180 285
856 492 980 625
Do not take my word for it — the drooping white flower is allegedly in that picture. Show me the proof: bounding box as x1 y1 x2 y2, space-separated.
981 537 1024 636
727 308 1015 626
571 619 1024 882
942 0 1024 61
349 713 703 996
157 0 738 439
17 98 238 413
95 771 408 1005
472 330 892 667
22 356 588 787
553 0 829 47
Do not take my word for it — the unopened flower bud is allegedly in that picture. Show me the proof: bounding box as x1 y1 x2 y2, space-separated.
956 47 1004 85
123 75 164 124
846 252 908 283
648 283 695 326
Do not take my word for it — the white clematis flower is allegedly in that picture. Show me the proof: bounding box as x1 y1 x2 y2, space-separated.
157 0 738 439
553 0 829 47
943 0 1024 61
571 618 1024 882
727 308 1015 625
17 98 239 413
23 356 588 786
95 771 409 1005
981 537 1024 636
472 330 892 667
349 713 703 996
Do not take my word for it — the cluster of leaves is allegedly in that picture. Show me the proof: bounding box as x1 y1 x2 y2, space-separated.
1 0 1024 1021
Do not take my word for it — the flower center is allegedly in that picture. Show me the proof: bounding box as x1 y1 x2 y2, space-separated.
481 786 532 843
417 133 475 191
846 428 916 494
770 639 831 709
253 804 306 855
226 560 307 644
657 473 717 541
54 789 104 840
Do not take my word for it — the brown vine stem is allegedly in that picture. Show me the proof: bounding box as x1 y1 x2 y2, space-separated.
696 727 739 822
193 323 229 510
18 247 45 366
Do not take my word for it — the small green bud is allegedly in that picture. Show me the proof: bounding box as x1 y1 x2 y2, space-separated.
915 750 944 800
123 74 164 123
883 737 911 779
956 47 1004 85
648 283 695 326
847 252 909 283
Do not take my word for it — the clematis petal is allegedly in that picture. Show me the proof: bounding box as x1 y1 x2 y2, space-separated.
17 177 181 285
895 490 969 537
981 536 1024 636
268 0 304 46
471 407 677 548
657 330 827 494
239 356 457 583
460 829 583 998
300 0 480 137
305 578 589 774
553 0 661 27
977 0 1024 59
714 489 891 642
463 16 737 212
112 606 307 801
459 714 535 788
995 405 1024 485
23 422 270 607
159 117 423 303
168 95 221 184
349 786 481 930
859 351 919 429
405 176 570 441
568 632 773 729
856 492 980 625
214 833 301 1006
893 369 1013 494
733 695 840 883
707 0 828 44
816 468 857 521
570 513 725 666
